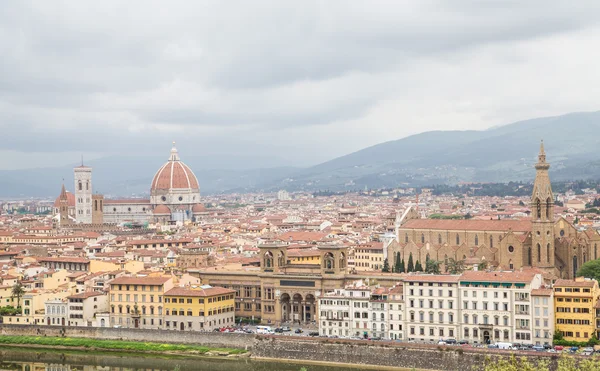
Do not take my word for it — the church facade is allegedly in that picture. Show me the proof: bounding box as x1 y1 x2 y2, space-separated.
388 142 600 279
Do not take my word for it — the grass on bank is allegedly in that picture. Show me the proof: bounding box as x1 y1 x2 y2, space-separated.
0 335 246 355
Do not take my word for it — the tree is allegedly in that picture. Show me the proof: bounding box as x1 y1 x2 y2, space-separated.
407 253 414 273
491 203 497 209
464 213 473 219
446 258 465 274
574 216 579 225
518 200 525 206
553 329 564 342
399 259 405 273
577 259 600 282
11 282 24 308
414 260 423 272
394 252 401 272
478 261 488 271
554 200 564 207
425 259 440 274
382 258 390 273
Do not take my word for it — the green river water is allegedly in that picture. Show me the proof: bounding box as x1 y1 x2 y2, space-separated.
0 348 373 371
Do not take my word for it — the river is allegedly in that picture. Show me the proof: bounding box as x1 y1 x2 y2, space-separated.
0 348 373 371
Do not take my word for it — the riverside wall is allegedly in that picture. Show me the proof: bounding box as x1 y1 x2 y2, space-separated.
0 325 568 370
0 324 252 350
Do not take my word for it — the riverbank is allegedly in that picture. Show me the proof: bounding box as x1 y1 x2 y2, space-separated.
0 335 247 357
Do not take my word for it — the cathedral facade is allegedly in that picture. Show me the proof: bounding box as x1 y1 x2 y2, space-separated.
388 142 600 279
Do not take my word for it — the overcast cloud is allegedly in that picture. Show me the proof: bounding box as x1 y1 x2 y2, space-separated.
1 0 600 170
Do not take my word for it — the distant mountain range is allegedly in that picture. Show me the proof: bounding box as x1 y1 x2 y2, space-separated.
1 111 600 198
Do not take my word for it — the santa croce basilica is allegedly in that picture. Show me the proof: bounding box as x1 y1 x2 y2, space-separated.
388 142 600 279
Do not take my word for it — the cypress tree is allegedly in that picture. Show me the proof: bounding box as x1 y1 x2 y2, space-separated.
382 258 390 273
415 260 423 272
399 259 405 273
407 253 414 272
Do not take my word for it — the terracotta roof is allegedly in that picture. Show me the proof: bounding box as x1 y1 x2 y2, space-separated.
401 219 531 232
67 292 105 299
554 279 597 288
38 257 90 263
531 288 553 296
54 191 75 207
460 270 538 283
103 199 150 205
403 274 460 283
110 276 171 285
164 286 235 297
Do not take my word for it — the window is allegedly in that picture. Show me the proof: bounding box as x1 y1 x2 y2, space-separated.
508 246 514 253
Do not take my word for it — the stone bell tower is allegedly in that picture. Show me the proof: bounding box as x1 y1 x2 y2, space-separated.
531 140 555 268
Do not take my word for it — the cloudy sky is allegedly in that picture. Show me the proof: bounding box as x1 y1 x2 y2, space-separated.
1 1 600 170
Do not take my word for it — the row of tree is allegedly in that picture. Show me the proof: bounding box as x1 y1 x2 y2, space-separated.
382 253 468 274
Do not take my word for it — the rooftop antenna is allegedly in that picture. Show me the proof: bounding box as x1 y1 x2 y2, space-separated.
81 154 84 167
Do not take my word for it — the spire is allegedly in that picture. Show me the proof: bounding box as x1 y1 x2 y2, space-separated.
59 182 68 201
535 140 549 170
169 141 180 161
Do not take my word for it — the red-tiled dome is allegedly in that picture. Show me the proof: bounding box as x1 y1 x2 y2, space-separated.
192 203 207 213
151 144 199 191
54 191 75 207
153 204 171 214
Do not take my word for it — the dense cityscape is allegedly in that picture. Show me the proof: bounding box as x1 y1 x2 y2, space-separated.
2 142 600 367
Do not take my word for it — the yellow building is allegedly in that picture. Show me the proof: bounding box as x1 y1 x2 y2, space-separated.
90 259 144 274
163 285 235 331
109 276 173 329
287 249 321 265
554 277 600 342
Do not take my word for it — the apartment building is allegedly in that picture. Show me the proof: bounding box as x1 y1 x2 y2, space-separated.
66 291 109 327
532 288 554 346
388 284 404 340
553 277 600 342
163 285 236 331
404 275 459 342
318 286 371 338
459 270 543 345
369 287 389 339
109 276 174 329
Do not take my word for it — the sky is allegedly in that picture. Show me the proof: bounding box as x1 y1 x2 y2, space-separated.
1 1 600 170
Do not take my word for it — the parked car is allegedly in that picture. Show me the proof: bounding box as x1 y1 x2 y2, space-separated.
445 339 457 345
274 327 284 333
308 331 319 337
458 340 469 345
532 346 545 352
282 326 291 332
295 328 303 334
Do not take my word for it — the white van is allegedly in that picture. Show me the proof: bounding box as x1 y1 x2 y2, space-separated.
256 326 273 334
495 342 514 350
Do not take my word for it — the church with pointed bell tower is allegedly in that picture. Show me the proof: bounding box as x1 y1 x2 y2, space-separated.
531 141 555 269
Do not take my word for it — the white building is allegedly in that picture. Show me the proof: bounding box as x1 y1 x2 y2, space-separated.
404 275 459 342
277 190 291 201
532 288 554 346
66 291 109 327
388 284 404 340
44 299 68 326
74 165 93 224
458 270 543 345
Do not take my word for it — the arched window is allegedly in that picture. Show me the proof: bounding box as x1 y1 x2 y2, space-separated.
546 198 552 219
509 259 513 270
547 244 550 262
536 199 541 219
595 244 598 260
528 247 532 265
264 251 273 269
573 256 578 278
444 254 448 266
537 244 541 263
490 236 493 248
405 234 409 243
426 253 430 262
475 235 479 246
583 252 586 264
86 181 89 191
438 234 442 244
421 233 425 244
456 234 460 245
78 181 82 191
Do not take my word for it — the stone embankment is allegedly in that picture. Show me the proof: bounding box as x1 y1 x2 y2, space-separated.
0 325 567 370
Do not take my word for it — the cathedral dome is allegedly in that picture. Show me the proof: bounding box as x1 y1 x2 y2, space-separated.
150 144 200 192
